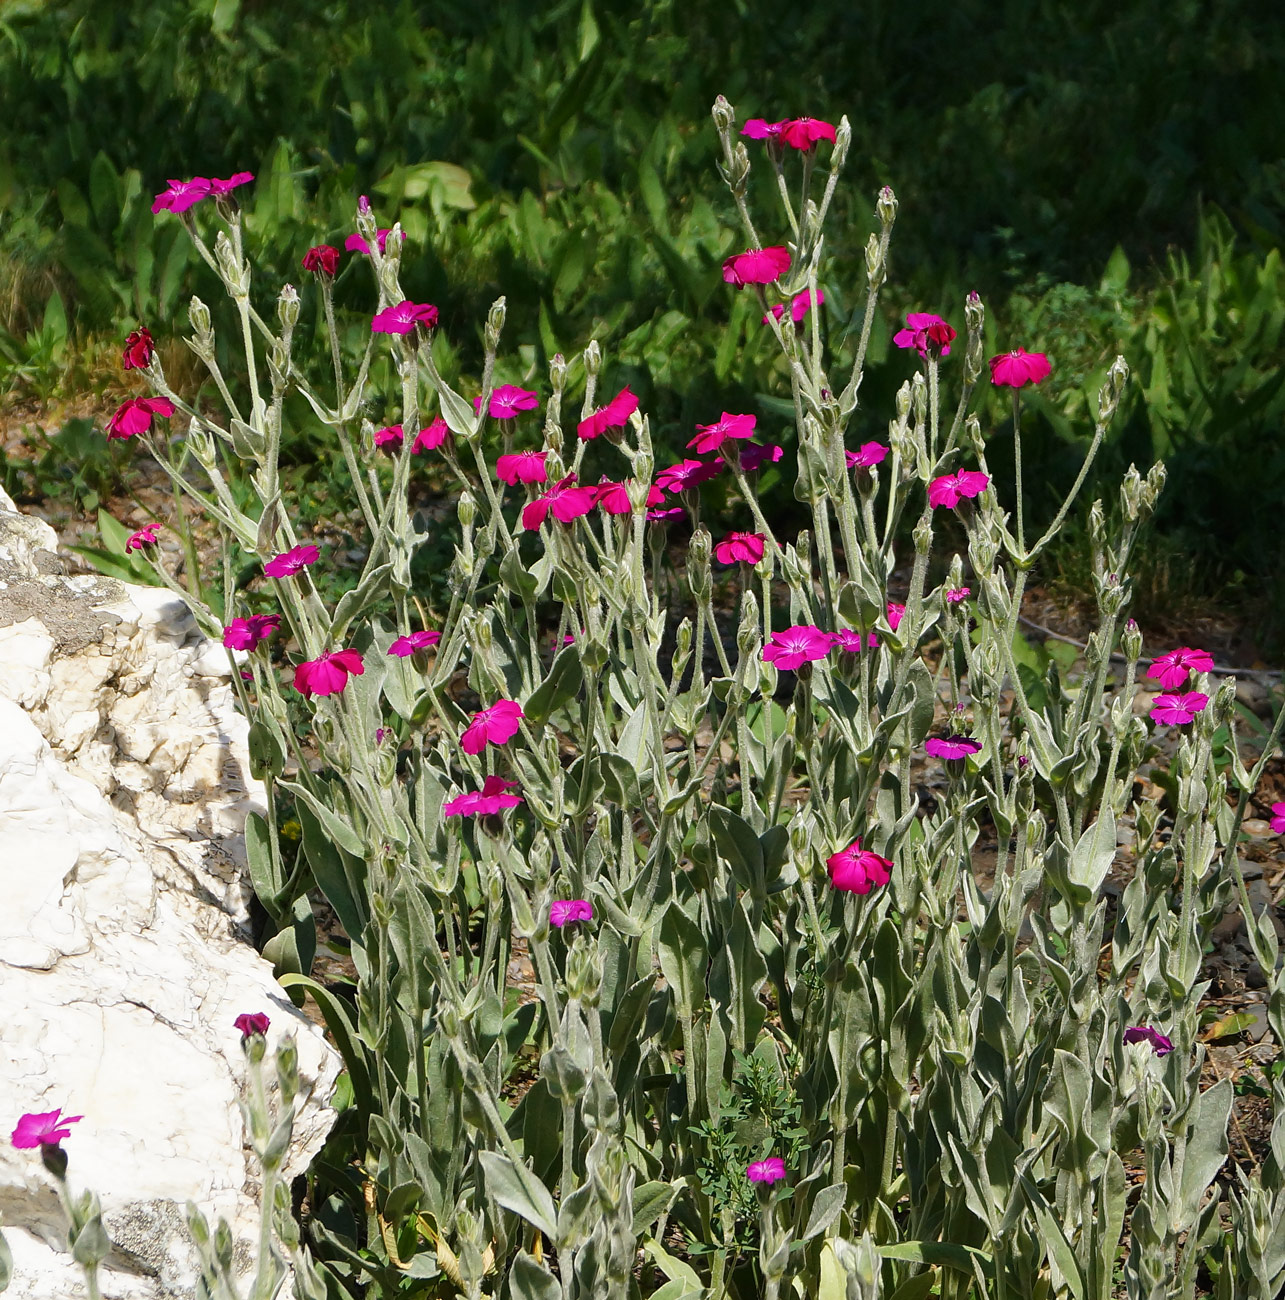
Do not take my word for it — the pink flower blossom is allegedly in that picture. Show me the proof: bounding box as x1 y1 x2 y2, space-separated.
1149 692 1208 726
741 119 784 141
106 396 176 439
846 442 888 470
549 899 593 928
764 289 824 324
722 246 791 287
714 531 766 565
926 735 982 760
11 1108 82 1149
345 230 390 255
371 300 438 334
209 172 254 197
521 475 599 530
302 244 341 275
443 776 524 817
835 628 879 652
886 602 905 631
826 839 893 894
1123 1025 1173 1056
411 417 450 453
223 614 280 651
647 506 685 522
151 177 212 214
1146 647 1214 690
989 348 1051 388
122 327 154 370
264 545 319 578
388 629 441 657
762 624 834 670
595 479 664 514
656 458 721 495
735 443 784 473
373 423 405 450
945 587 971 604
688 411 757 455
578 386 639 440
293 649 364 698
477 385 540 420
746 1157 787 1183
779 117 836 150
927 470 990 509
125 522 160 552
234 1011 270 1039
496 450 549 486
461 700 524 754
893 312 956 359
1270 802 1285 834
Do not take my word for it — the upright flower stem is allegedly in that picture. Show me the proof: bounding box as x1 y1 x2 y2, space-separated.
1011 389 1025 555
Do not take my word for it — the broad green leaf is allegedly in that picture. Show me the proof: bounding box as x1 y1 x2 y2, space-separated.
1176 1078 1231 1227
477 1151 557 1239
630 1180 680 1237
510 1250 560 1300
802 1182 847 1241
278 974 373 1114
657 906 705 1020
524 645 584 724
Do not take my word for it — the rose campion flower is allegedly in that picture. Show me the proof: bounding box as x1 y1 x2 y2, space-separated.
1270 802 1285 834
835 628 879 652
1146 646 1215 690
762 625 834 670
746 1157 787 1183
264 544 320 578
549 899 593 928
826 839 893 894
1123 1025 1173 1057
846 442 888 470
926 735 982 760
656 458 721 495
345 229 390 255
763 288 824 325
688 411 757 455
293 649 364 698
886 602 905 631
476 385 539 419
927 470 990 509
388 629 441 657
595 480 664 514
107 396 176 439
496 450 549 486
741 119 784 141
722 246 792 287
578 385 639 440
647 506 685 522
521 475 599 530
1149 692 1209 726
125 522 160 552
151 177 212 214
11 1108 82 1150
461 700 524 754
302 244 341 275
714 532 766 566
893 312 956 359
223 614 280 651
778 117 836 149
234 1011 271 1039
945 587 971 604
736 443 784 473
209 172 253 197
411 417 450 453
443 776 524 817
373 424 405 450
371 300 438 335
989 348 1052 388
122 327 154 370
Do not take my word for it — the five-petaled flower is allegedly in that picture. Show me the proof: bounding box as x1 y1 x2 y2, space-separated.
521 476 599 530
714 532 766 566
345 229 390 255
764 289 824 325
746 1157 787 1183
496 450 549 486
443 776 524 818
1271 803 1285 834
827 839 893 894
656 459 721 495
1146 646 1214 690
264 545 319 578
1149 692 1208 726
549 899 593 928
152 177 212 214
223 614 280 651
293 649 365 698
209 171 253 198
461 700 524 754
886 602 905 631
578 386 639 440
371 300 438 335
835 628 879 653
373 424 405 450
734 443 784 473
762 624 834 671
846 442 888 470
11 1108 82 1150
302 244 341 276
945 587 971 604
122 328 154 371
927 470 990 509
477 385 540 420
688 411 757 455
1123 1025 1173 1057
411 417 450 453
107 396 175 439
894 312 956 360
596 480 664 514
779 117 836 149
125 522 160 553
989 348 1051 388
234 1012 270 1039
388 629 441 657
722 246 791 287
926 735 982 761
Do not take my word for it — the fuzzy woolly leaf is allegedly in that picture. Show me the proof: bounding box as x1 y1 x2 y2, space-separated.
478 1151 558 1240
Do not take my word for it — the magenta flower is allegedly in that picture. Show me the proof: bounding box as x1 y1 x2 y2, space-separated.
746 1157 787 1184
763 288 824 325
578 385 639 440
893 312 957 359
345 229 390 255
886 602 905 631
826 839 893 894
371 300 438 335
125 522 161 553
647 506 686 522
927 470 990 509
714 531 766 566
835 628 879 653
106 396 176 439
411 417 450 453
1270 802 1285 834
1123 1025 1173 1057
122 327 155 371
926 735 982 761
521 476 599 530
1146 646 1214 690
741 119 784 141
945 587 971 604
388 629 441 657
373 423 404 450
223 614 280 651
11 1108 83 1150
989 348 1051 388
596 479 664 514
762 625 834 670
845 442 888 470
461 700 524 755
1149 692 1209 726
234 1011 270 1039
496 450 549 486
209 171 254 197
264 544 320 578
735 443 784 473
152 177 212 214
302 244 341 276
549 899 593 928
293 649 364 698
477 385 540 420
722 246 792 287
779 117 836 150
656 458 722 495
443 776 524 817
689 411 757 455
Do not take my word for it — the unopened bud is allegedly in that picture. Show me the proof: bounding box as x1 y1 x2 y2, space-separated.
965 290 984 334
964 413 984 456
1122 618 1142 663
895 380 912 420
910 371 927 425
728 141 751 195
485 297 507 351
277 283 300 332
457 490 477 529
737 587 760 658
214 231 248 297
831 116 851 170
711 95 735 134
549 352 567 393
688 526 712 601
865 232 885 287
913 516 932 556
474 614 493 649
1143 460 1167 512
632 450 653 484
1097 354 1130 424
355 197 378 246
583 339 602 377
1120 464 1144 521
876 186 898 227
188 296 214 350
1212 676 1237 727
565 936 602 1006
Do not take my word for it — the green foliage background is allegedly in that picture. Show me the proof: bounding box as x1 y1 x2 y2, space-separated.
1 0 1283 639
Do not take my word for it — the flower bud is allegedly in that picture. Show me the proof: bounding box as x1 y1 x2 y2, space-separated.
910 371 927 426
1143 460 1167 513
728 141 751 195
188 422 217 469
711 94 735 134
457 490 477 530
1121 618 1142 663
188 295 214 353
485 296 507 351
895 380 912 420
831 115 851 170
876 186 898 227
964 289 984 335
864 232 885 287
275 1037 299 1106
355 196 378 246
565 935 602 1007
1097 354 1130 424
474 613 493 650
760 661 778 699
1120 464 1144 522
964 413 984 457
737 587 761 659
913 516 932 556
688 526 712 601
1212 675 1237 728
277 283 300 333
549 351 567 393
583 339 602 377
214 231 249 298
